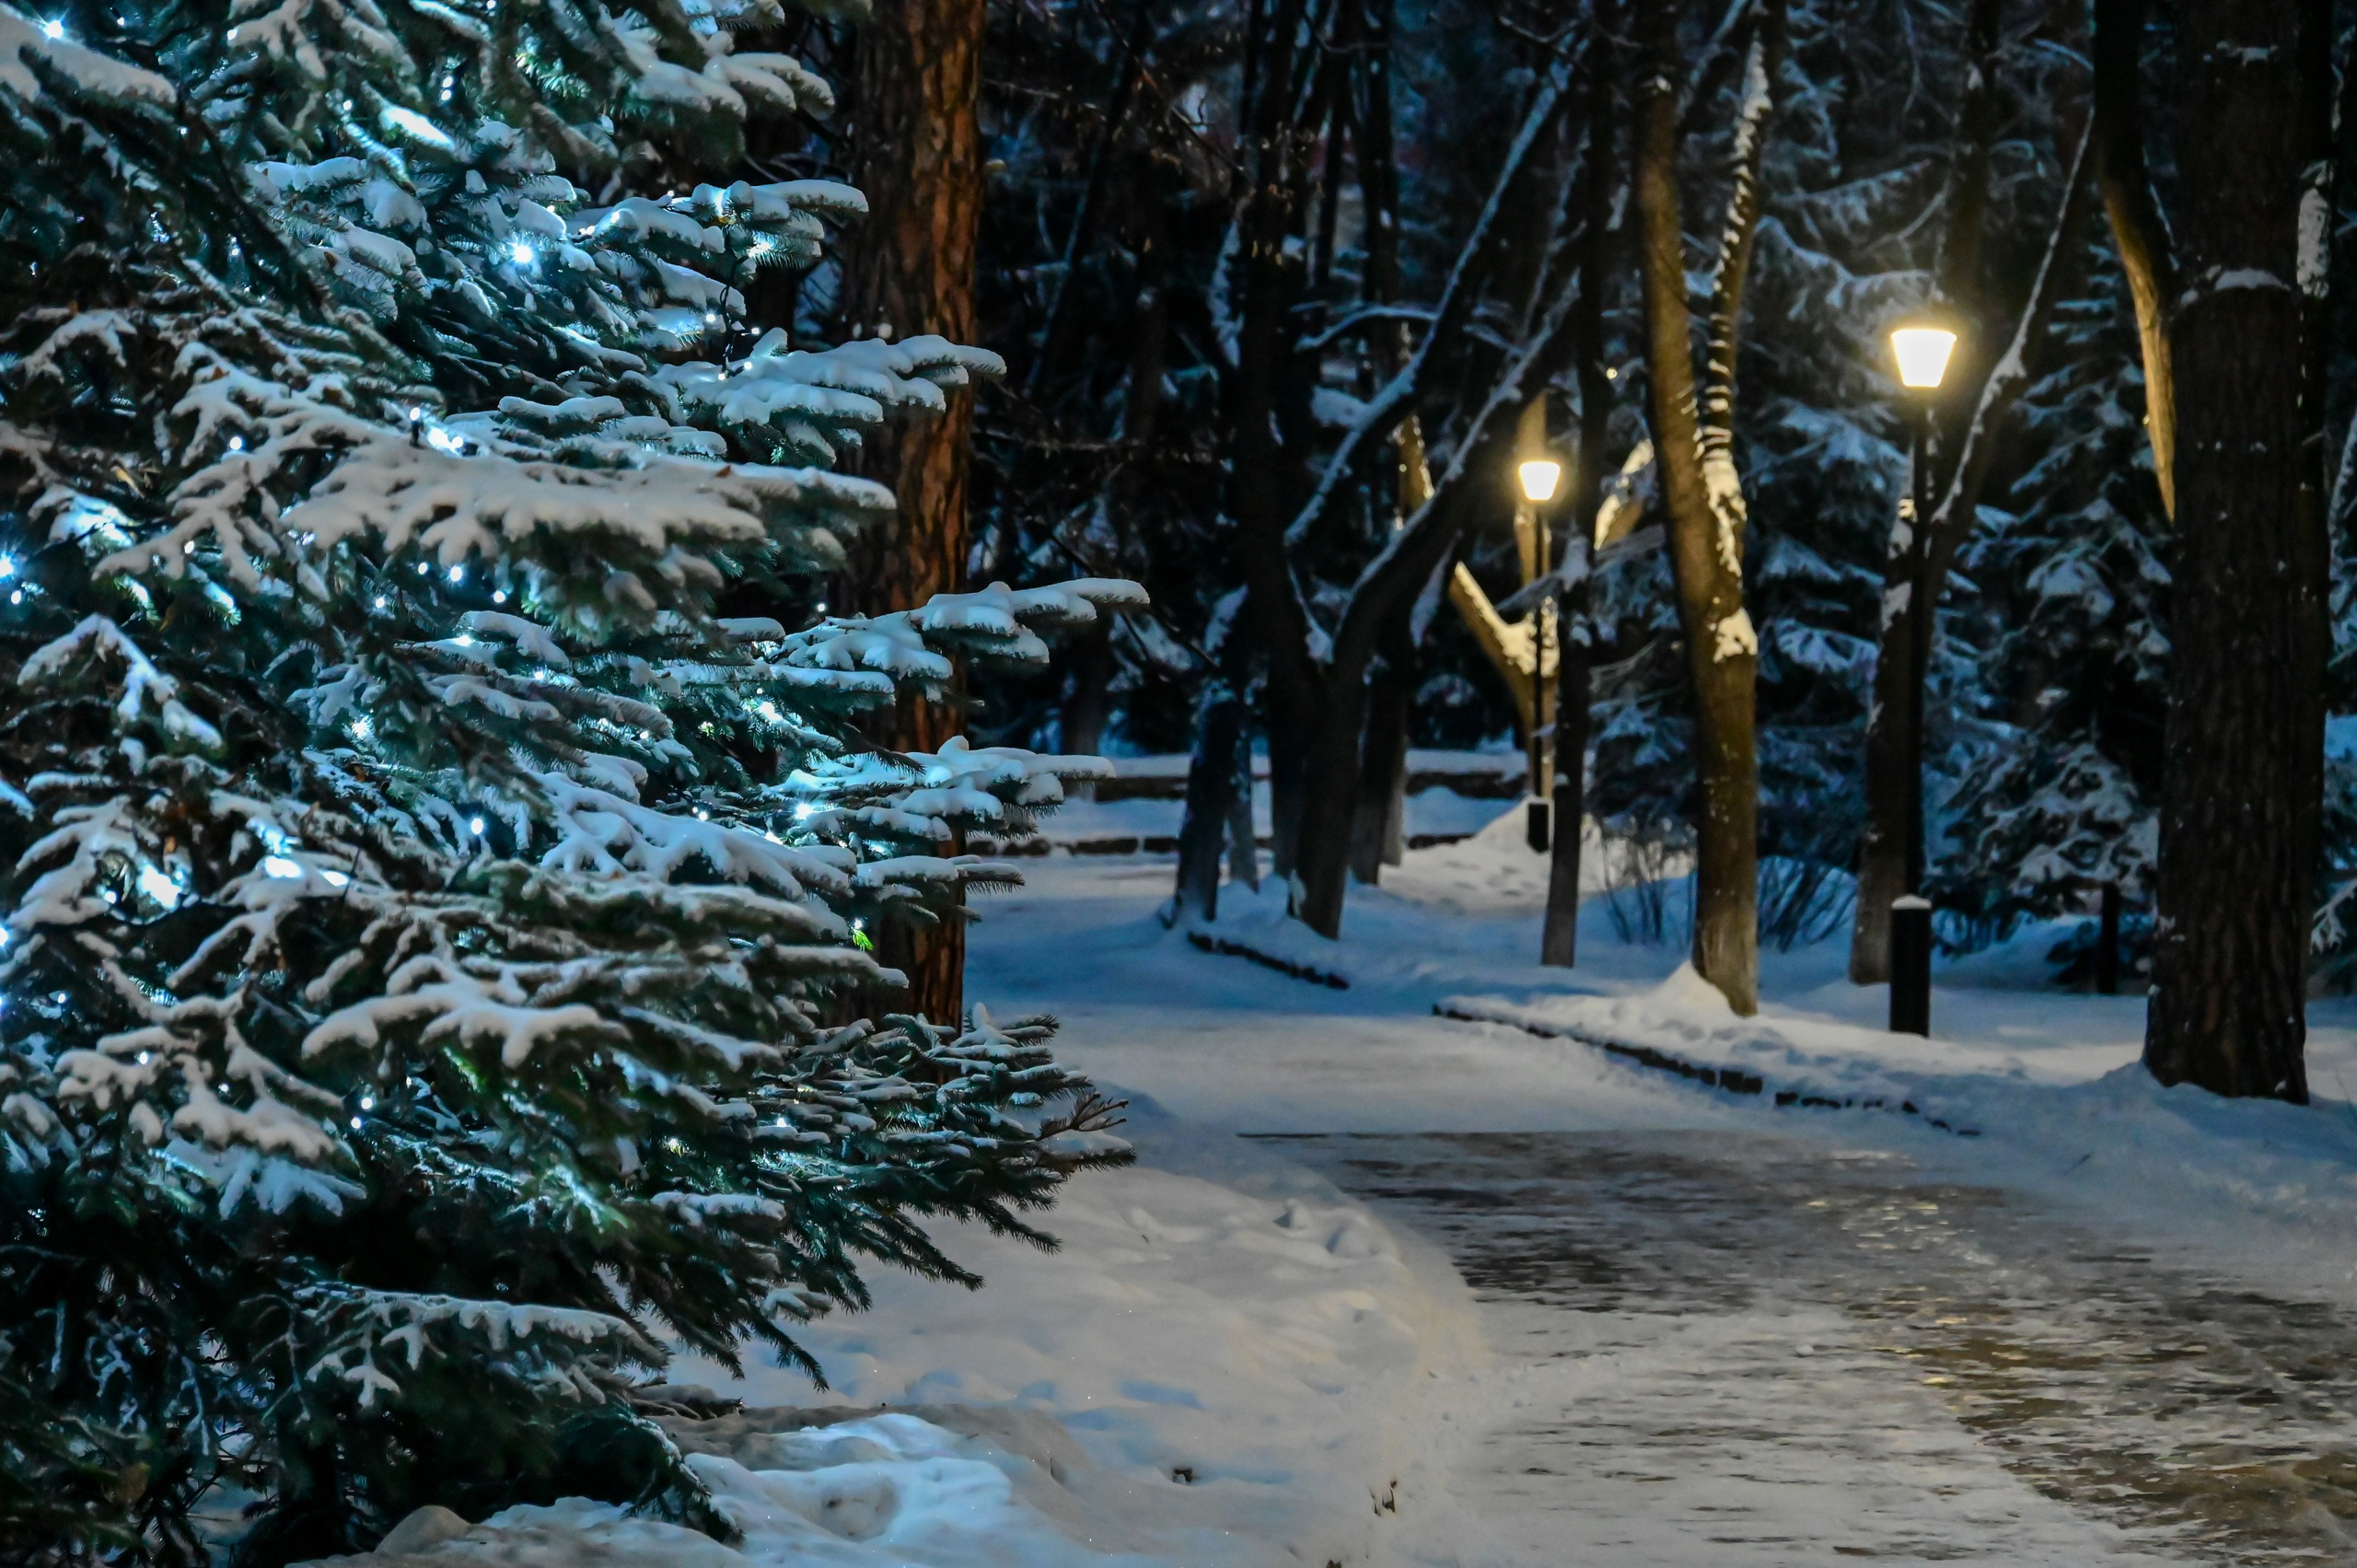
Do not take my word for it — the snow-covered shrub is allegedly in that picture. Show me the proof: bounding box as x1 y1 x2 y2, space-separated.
0 1 1136 1560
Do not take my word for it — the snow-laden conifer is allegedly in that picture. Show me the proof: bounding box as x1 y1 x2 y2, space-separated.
0 0 1139 1557
1939 248 2167 973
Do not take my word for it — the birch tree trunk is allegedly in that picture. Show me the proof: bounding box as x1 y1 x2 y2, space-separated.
842 0 985 1024
1632 0 1780 1015
2142 0 2316 1101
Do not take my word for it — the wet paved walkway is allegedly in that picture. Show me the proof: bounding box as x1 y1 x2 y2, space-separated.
1270 1131 2357 1566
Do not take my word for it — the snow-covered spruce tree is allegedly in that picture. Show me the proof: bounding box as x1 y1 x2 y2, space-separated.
1935 245 2168 974
0 2 1138 1562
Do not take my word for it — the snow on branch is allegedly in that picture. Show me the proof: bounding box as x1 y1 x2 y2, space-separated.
646 331 1006 465
18 615 225 751
0 3 172 104
537 772 853 903
283 435 891 573
301 952 620 1069
300 1284 657 1410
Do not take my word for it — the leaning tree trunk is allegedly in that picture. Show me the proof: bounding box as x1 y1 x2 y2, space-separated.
1631 0 1780 1015
2142 0 2316 1101
2091 0 2177 519
842 0 985 1023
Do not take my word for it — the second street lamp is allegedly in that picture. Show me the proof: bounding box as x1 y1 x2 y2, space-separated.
1887 312 1956 1037
1518 447 1563 851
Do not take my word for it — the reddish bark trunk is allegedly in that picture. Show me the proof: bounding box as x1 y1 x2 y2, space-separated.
842 0 987 1024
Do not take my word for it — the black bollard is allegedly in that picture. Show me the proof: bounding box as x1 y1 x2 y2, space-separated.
1527 798 1550 854
2095 881 2120 996
1889 896 1932 1036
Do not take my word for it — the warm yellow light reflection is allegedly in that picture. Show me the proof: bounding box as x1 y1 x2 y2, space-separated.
1517 459 1562 504
1890 325 1958 390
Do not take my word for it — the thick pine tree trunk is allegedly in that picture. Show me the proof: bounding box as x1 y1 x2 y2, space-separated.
2142 0 2315 1101
842 0 985 1024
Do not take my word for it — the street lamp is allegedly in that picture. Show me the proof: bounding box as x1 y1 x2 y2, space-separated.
1517 445 1564 851
1889 323 1958 392
1886 309 1958 1038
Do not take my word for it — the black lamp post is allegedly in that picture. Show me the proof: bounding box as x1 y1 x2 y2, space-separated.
1887 314 1957 1037
1518 451 1563 853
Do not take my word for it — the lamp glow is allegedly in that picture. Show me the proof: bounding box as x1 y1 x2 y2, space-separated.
1889 324 1958 390
1517 459 1562 504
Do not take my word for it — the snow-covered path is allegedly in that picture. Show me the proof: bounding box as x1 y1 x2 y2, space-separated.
966 847 2357 1566
1279 1130 2357 1565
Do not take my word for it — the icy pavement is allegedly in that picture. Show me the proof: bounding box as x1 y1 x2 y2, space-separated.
1275 1129 2357 1565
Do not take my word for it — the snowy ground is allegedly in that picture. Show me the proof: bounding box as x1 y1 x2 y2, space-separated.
328 802 2357 1567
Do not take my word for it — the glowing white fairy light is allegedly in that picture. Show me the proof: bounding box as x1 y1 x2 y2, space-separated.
136 864 183 911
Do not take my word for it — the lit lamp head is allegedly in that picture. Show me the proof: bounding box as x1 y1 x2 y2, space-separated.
1888 312 1959 395
1517 457 1563 505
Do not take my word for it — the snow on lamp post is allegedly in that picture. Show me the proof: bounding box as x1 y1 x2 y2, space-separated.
1887 311 1957 1038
